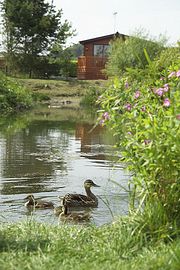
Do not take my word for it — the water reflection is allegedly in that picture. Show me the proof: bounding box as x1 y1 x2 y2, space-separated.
0 106 130 226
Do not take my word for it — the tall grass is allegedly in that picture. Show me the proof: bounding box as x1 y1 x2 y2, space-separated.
0 220 179 270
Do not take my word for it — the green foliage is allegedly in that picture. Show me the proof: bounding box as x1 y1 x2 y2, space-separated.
155 46 180 70
0 71 33 113
80 86 101 107
66 43 83 59
1 0 73 77
0 221 179 270
99 50 180 238
49 45 78 78
106 31 166 76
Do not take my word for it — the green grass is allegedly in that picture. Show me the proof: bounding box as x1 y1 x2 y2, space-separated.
18 78 105 98
16 78 106 108
0 219 179 270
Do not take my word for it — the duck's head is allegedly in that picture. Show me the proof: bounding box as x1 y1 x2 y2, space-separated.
84 179 100 188
25 194 35 201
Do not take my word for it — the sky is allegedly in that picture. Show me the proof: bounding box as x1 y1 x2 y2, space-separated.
51 0 180 46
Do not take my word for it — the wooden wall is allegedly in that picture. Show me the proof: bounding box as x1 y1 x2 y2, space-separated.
77 36 111 80
0 57 6 72
77 56 107 80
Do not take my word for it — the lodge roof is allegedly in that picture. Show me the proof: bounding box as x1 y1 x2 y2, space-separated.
79 32 128 44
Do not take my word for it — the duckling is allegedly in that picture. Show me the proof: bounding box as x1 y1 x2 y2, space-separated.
62 179 100 208
59 200 91 221
54 205 63 216
24 194 54 209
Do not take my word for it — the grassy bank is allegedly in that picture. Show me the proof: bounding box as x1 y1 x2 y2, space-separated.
0 219 179 270
18 78 105 107
0 73 104 114
0 72 33 114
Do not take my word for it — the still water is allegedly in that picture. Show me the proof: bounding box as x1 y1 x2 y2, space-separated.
0 105 130 226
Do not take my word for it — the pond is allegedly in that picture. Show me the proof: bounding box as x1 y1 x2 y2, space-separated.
0 105 130 226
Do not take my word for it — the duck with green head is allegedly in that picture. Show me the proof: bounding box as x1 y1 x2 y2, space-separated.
62 179 100 208
24 194 54 209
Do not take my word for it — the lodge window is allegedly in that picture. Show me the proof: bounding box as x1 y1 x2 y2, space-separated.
93 45 110 57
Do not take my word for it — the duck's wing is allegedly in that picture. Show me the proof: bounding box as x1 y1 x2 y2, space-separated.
64 193 92 205
35 200 54 208
77 212 91 220
64 211 91 221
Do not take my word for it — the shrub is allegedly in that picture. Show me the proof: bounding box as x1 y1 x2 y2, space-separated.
106 31 166 76
0 72 33 113
81 86 101 107
155 46 180 71
99 55 180 239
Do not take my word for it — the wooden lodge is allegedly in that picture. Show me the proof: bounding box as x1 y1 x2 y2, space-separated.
77 32 127 80
0 54 6 72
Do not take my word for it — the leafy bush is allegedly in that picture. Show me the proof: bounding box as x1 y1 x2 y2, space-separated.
80 86 101 107
0 72 33 113
106 31 166 76
155 46 180 70
99 53 180 239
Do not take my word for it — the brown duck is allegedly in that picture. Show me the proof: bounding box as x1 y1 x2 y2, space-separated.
54 205 63 216
24 194 54 209
59 199 91 221
62 179 100 208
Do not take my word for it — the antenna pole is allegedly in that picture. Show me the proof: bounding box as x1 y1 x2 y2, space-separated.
113 12 117 33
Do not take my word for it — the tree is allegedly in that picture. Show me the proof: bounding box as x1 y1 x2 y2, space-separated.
1 0 73 77
48 43 83 78
66 43 83 59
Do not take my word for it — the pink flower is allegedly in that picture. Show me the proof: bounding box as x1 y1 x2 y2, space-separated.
163 83 169 92
163 98 170 107
156 88 164 96
176 70 180 78
168 71 176 78
134 90 141 99
127 131 132 135
124 103 132 111
102 112 110 120
125 81 129 88
99 119 105 126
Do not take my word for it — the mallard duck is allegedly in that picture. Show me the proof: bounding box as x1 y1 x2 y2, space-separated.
59 200 91 221
24 194 54 209
62 179 100 208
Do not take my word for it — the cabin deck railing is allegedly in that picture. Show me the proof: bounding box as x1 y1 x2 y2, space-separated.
0 57 6 71
77 56 108 80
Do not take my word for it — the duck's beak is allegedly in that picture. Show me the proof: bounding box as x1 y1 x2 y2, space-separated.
92 182 100 187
